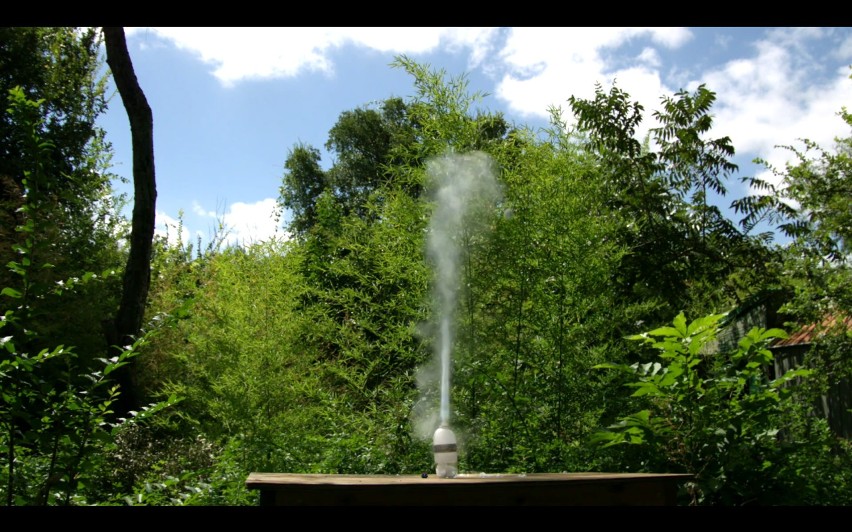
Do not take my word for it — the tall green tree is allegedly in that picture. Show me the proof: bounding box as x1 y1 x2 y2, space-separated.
278 97 421 239
0 27 125 359
569 83 773 324
277 143 326 237
0 27 109 196
452 110 632 473
324 97 420 215
0 87 177 507
278 65 512 241
569 83 685 324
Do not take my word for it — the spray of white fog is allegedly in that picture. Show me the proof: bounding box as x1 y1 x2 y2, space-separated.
412 150 503 441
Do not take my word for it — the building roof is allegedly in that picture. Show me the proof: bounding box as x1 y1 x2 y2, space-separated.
771 314 852 348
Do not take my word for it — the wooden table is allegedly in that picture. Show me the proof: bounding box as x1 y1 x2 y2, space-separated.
246 472 692 506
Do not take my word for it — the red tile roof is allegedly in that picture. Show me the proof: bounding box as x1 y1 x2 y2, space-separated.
772 314 852 348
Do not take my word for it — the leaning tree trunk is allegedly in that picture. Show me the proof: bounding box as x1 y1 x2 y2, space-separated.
102 27 157 418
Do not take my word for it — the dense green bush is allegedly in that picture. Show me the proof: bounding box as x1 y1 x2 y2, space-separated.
0 89 178 506
592 312 851 505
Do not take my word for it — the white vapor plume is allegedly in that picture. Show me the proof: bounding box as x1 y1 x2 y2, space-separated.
419 150 503 433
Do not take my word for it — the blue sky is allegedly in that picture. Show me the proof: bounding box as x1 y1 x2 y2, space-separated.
96 27 852 248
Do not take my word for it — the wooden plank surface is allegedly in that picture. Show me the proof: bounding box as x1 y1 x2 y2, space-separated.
246 472 693 506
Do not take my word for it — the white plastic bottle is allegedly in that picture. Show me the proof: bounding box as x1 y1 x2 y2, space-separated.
432 423 458 478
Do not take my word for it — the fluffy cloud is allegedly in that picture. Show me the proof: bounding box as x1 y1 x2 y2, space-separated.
155 210 191 248
188 198 286 248
493 28 691 122
126 27 499 87
220 198 285 246
696 31 852 190
488 27 850 194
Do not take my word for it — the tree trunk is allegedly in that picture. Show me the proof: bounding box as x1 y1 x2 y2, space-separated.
102 27 156 418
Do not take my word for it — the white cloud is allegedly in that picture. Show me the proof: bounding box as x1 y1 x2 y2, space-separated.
214 198 284 247
765 27 826 47
155 211 191 248
124 26 694 128
127 28 340 86
191 200 216 218
442 28 503 68
644 27 693 48
492 28 691 123
126 27 498 87
485 26 851 206
164 198 288 249
637 47 661 68
222 198 282 245
333 27 448 53
696 32 852 192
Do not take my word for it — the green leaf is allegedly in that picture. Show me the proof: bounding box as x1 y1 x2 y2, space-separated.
672 312 688 336
593 362 630 372
686 313 725 336
628 382 661 397
589 430 625 446
759 328 789 342
1 287 22 299
1 336 15 354
645 326 682 338
659 364 683 386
